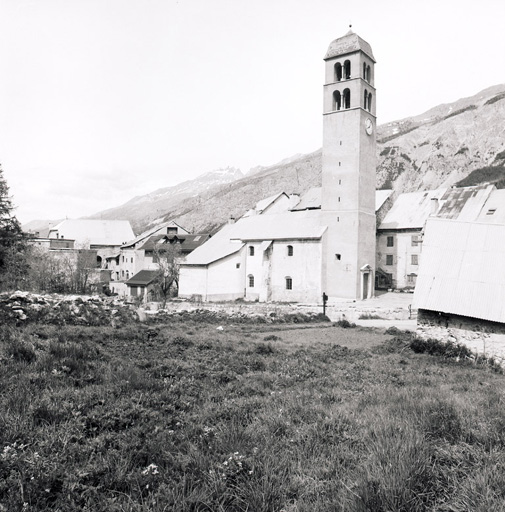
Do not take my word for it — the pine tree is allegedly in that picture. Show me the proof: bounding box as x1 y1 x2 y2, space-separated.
0 164 27 289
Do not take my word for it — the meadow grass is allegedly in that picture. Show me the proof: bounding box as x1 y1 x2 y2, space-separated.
1 321 505 511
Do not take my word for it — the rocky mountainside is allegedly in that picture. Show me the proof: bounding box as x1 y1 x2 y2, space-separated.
376 84 505 192
87 167 244 233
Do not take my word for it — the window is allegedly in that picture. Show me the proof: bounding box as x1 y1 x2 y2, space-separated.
386 255 393 266
368 92 372 112
487 209 496 215
344 60 351 79
126 271 129 279
249 246 255 256
131 257 133 263
363 62 367 79
122 256 124 262
343 88 351 109
333 90 341 111
364 89 368 109
287 245 293 256
335 62 342 82
411 254 419 265
407 274 417 284
387 236 394 247
411 235 419 246
366 64 371 82
286 277 293 290
248 275 254 288
336 253 341 260
236 263 240 269
122 270 125 277
130 286 138 297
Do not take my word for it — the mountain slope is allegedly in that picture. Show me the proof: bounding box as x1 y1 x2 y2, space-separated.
87 167 243 232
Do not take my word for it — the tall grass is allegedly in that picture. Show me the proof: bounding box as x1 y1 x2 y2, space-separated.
1 322 505 510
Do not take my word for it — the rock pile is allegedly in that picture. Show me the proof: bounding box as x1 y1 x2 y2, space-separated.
0 291 138 326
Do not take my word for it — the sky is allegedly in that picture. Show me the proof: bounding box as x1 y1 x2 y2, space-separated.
1 0 504 224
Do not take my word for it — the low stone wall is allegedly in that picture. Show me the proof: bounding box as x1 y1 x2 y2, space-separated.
416 309 505 364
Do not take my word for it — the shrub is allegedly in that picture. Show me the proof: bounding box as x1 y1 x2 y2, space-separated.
263 334 281 341
335 319 356 328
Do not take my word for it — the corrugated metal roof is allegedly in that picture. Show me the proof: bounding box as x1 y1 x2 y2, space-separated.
49 219 135 246
379 185 494 230
437 185 494 221
412 217 505 323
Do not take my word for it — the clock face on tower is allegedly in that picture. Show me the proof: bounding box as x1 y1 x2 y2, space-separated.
365 118 373 135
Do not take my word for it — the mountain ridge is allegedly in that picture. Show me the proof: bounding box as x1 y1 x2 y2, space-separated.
23 84 505 236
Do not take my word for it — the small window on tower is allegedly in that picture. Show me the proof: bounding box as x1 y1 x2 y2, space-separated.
368 92 373 112
411 254 419 265
248 274 254 288
333 90 341 111
387 236 394 247
344 60 351 79
343 88 351 109
285 277 293 290
336 254 341 260
287 245 293 256
249 246 255 256
386 255 393 266
335 62 342 82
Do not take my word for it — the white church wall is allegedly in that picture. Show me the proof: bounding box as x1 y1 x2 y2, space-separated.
269 241 322 303
244 242 263 301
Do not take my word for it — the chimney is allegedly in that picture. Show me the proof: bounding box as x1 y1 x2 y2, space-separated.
430 197 439 215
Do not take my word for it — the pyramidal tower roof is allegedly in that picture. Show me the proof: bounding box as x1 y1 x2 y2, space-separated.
324 30 375 62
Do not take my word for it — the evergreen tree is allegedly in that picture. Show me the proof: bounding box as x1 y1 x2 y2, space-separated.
0 164 27 290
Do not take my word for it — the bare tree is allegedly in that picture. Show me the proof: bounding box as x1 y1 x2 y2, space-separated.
152 241 182 306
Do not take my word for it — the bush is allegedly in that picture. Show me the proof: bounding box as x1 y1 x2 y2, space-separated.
335 319 356 328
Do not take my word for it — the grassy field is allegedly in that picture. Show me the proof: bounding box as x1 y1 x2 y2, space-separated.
1 319 505 511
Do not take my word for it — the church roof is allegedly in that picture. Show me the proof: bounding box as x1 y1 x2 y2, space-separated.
183 210 326 266
324 30 375 62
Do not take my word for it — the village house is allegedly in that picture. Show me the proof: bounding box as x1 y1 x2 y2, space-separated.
123 232 211 301
376 184 496 290
107 221 188 295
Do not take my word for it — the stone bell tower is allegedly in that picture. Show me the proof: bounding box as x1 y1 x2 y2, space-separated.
320 30 377 300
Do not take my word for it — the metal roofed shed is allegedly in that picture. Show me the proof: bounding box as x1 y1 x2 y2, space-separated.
126 270 158 286
412 217 505 324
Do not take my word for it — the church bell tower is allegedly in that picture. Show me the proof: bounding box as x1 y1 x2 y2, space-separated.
321 30 376 300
